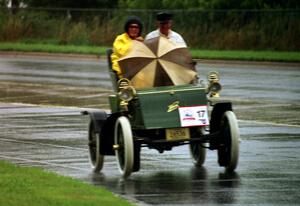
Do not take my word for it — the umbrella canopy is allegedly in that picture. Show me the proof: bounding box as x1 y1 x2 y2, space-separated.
118 36 197 89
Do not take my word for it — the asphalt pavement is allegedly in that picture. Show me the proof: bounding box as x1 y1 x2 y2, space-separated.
0 54 299 205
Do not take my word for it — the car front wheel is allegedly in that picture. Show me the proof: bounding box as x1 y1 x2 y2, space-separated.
88 120 104 172
190 127 207 166
114 116 134 178
218 111 240 171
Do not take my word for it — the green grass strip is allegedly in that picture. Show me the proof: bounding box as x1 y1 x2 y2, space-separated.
0 42 107 55
190 49 300 62
0 42 299 62
0 160 134 206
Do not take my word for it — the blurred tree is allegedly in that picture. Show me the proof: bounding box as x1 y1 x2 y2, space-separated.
7 0 299 9
117 0 299 9
0 0 8 6
11 0 19 7
0 0 20 7
162 0 201 9
198 0 300 9
22 0 118 8
118 0 164 9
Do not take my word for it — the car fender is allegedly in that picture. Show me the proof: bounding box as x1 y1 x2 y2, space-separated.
82 110 116 155
83 111 125 155
82 110 109 133
209 102 232 150
100 112 126 155
210 102 233 132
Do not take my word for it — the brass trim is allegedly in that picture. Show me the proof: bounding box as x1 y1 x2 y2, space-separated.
167 101 180 112
113 144 120 150
137 87 206 95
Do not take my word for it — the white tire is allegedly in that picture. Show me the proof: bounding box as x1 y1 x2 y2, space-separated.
190 127 207 166
88 120 104 172
219 111 240 171
114 116 134 178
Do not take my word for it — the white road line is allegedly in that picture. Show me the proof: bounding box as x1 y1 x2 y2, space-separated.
0 155 90 171
0 138 87 151
2 102 299 128
239 120 300 128
0 138 195 167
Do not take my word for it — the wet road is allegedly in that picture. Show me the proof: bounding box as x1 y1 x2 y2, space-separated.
0 54 300 205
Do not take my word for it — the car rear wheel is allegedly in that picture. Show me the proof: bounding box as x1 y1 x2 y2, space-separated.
218 111 240 171
88 120 104 172
114 116 134 178
190 127 206 166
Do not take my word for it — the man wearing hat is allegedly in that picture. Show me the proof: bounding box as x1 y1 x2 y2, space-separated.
145 11 187 46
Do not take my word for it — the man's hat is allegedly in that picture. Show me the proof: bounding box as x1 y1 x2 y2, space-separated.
156 12 173 21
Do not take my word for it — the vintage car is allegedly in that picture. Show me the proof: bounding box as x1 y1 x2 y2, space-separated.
83 39 240 178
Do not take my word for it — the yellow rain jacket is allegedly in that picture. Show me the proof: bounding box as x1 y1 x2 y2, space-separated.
111 33 133 77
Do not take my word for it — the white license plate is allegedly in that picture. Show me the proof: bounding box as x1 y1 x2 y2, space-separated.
166 128 190 141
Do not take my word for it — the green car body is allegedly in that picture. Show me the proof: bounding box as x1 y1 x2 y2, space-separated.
109 84 208 130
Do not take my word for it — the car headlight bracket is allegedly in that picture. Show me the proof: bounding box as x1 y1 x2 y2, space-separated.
117 78 136 109
207 71 222 98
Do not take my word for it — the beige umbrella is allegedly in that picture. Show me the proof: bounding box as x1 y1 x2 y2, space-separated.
118 36 197 89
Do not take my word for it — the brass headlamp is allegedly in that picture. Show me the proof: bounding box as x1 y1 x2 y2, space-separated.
117 78 136 109
207 71 222 98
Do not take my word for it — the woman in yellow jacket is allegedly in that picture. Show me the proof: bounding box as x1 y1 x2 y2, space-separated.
111 16 144 78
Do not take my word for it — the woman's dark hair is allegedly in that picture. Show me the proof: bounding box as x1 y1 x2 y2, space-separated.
124 16 143 36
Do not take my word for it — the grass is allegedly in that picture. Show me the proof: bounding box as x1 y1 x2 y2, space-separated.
0 42 299 62
0 160 134 206
0 42 107 55
190 49 300 62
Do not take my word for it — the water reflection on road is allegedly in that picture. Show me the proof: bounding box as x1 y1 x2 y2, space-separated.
0 102 299 205
0 56 112 87
0 54 300 205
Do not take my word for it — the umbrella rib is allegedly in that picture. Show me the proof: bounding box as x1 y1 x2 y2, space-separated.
158 59 197 85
